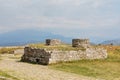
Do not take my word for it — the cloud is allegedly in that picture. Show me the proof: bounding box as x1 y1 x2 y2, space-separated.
0 26 13 34
0 0 120 41
48 0 112 8
13 15 119 29
0 14 119 36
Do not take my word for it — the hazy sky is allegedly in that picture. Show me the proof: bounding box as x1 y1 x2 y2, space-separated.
0 0 120 42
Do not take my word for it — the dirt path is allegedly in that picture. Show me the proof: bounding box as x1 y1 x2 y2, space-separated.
0 54 99 80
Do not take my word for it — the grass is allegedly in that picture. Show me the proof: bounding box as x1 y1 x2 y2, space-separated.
0 47 23 54
29 43 86 51
50 45 120 80
0 70 20 80
1 44 120 80
0 47 22 60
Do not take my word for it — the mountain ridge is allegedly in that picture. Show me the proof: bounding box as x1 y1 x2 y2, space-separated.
0 29 72 46
101 39 120 45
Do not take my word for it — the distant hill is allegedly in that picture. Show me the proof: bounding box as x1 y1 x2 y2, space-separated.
101 39 120 45
0 29 72 46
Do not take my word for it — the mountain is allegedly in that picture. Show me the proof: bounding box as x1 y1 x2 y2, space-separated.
0 29 72 46
101 39 120 45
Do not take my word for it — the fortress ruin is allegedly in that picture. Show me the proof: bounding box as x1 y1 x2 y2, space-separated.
21 39 107 65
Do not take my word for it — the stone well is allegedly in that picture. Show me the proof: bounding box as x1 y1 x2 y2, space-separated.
72 39 90 48
46 39 61 46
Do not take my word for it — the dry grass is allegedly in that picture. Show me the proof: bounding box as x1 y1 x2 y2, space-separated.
0 47 23 54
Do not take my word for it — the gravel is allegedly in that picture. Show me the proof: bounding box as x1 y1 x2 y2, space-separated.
0 54 100 80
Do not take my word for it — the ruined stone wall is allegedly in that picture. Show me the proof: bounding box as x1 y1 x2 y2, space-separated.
72 39 90 48
21 47 107 65
46 39 61 46
49 48 107 64
21 47 51 65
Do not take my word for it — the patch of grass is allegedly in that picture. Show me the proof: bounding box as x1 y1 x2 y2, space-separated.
50 46 120 80
29 43 86 51
0 70 20 80
0 47 23 54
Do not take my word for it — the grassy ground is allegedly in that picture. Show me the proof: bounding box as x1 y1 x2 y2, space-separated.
0 70 20 80
0 47 23 54
0 54 21 80
29 43 86 51
0 54 94 80
0 45 120 80
0 47 23 80
50 45 120 80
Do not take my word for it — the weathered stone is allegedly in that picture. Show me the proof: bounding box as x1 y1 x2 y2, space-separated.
21 47 51 65
21 38 108 65
72 39 90 48
46 39 61 46
21 47 107 65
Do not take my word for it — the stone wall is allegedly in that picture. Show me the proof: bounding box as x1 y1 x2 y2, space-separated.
21 47 107 65
46 39 61 46
21 47 51 65
72 39 90 48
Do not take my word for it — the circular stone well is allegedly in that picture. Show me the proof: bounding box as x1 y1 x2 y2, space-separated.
72 39 90 48
46 39 61 46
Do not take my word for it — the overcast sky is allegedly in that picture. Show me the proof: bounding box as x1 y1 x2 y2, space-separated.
0 0 120 42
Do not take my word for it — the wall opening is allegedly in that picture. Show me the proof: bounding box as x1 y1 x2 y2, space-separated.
36 59 40 63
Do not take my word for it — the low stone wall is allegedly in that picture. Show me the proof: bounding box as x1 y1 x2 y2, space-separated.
21 47 107 65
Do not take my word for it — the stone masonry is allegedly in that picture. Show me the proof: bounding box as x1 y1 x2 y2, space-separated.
72 39 90 48
21 39 107 65
46 39 61 46
21 47 51 65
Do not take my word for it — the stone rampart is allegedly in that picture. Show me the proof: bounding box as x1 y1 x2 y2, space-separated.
21 47 107 65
